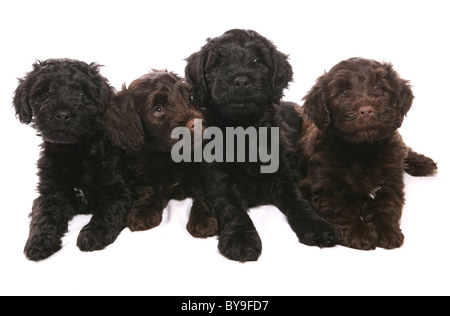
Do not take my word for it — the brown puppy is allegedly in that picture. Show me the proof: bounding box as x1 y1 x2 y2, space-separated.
104 70 217 237
297 58 437 250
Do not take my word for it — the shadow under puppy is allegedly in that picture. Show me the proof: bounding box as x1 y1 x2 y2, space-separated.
298 57 437 250
13 59 132 261
104 70 217 237
186 29 341 262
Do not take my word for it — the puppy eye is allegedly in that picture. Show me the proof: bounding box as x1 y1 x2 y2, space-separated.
252 57 260 63
373 86 387 95
341 90 348 97
153 106 165 116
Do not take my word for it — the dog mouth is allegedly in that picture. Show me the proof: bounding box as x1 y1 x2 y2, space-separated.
41 130 81 144
335 106 395 143
340 125 389 144
216 90 262 108
213 81 263 103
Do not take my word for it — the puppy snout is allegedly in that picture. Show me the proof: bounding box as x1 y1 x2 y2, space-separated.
186 118 196 132
234 76 250 89
358 105 374 118
55 110 72 122
185 118 204 132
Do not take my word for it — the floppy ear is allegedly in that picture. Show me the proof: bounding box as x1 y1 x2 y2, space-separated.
104 88 145 152
12 66 39 125
185 50 211 109
394 79 413 128
302 74 330 131
271 49 293 102
383 63 414 128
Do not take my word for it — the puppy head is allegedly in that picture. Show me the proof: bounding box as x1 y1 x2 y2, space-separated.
104 70 202 152
303 57 413 144
13 59 111 144
185 29 293 125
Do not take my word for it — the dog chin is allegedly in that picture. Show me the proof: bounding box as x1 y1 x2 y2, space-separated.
41 131 81 144
339 128 388 144
213 101 265 124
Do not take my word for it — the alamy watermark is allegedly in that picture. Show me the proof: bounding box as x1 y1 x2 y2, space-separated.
171 119 279 173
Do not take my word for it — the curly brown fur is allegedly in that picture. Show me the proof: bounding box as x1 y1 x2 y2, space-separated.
104 70 217 237
186 29 340 262
298 57 437 250
13 59 131 261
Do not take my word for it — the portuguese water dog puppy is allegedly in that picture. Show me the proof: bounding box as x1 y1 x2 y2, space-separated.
13 59 131 261
297 57 437 250
185 29 340 262
104 70 217 237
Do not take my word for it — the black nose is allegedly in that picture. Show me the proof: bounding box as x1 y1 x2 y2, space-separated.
55 110 71 122
234 76 250 89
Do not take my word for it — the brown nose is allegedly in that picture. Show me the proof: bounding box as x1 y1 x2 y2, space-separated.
186 118 196 132
359 105 374 118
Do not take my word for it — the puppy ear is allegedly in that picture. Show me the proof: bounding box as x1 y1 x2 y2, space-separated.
185 51 209 107
384 63 414 128
104 89 145 152
395 79 413 127
12 63 40 125
89 63 112 107
302 74 330 130
272 50 293 102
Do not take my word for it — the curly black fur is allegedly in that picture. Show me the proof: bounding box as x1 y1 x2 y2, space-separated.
185 29 341 262
13 59 131 261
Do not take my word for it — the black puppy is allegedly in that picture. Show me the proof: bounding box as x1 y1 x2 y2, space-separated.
186 29 340 262
13 58 131 261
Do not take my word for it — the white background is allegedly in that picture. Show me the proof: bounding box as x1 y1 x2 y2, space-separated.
1 0 449 296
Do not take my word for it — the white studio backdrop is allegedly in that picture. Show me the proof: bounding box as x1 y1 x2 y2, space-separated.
0 0 449 295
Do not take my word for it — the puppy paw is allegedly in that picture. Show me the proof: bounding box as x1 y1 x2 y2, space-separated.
293 218 341 248
187 213 218 238
24 234 62 261
127 207 163 232
405 149 438 177
218 227 262 262
77 222 120 252
341 223 377 250
376 223 404 249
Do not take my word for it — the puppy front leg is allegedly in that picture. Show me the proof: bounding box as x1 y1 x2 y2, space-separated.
77 184 131 252
366 186 405 249
273 184 341 248
205 166 262 262
215 202 262 262
310 194 377 250
126 186 168 232
186 194 218 238
217 206 262 262
24 195 76 261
